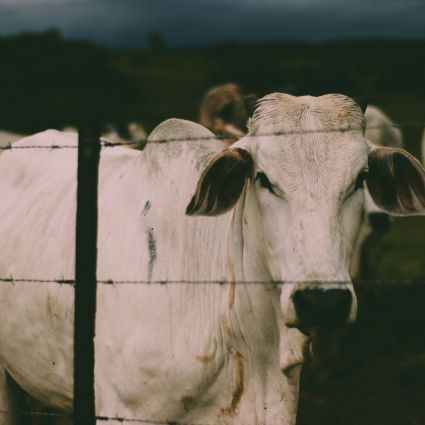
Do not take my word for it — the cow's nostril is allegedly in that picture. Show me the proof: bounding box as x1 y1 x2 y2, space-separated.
368 212 390 234
293 289 352 329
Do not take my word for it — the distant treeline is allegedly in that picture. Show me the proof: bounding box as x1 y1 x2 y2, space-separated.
1 30 424 133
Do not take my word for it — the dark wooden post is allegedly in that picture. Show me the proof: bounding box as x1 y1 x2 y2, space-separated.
74 124 101 425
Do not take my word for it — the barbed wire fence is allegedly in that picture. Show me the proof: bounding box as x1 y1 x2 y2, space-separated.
0 121 424 425
0 121 425 150
0 277 424 286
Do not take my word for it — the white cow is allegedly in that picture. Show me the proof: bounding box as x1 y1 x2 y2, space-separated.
350 105 404 277
198 86 405 278
62 123 148 147
363 105 404 227
0 93 424 425
364 105 403 149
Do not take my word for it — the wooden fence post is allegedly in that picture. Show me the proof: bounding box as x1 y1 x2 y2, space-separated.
74 124 101 425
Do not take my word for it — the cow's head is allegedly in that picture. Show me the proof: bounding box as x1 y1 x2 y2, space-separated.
186 93 425 332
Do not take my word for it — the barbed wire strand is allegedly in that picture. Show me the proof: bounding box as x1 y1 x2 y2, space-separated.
0 277 424 285
96 416 209 425
0 409 210 425
1 122 425 150
0 409 69 418
0 409 211 425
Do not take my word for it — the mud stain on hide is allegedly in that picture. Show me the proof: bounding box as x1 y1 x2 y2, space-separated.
196 353 215 364
220 313 231 337
142 201 151 216
221 351 244 417
195 338 217 364
46 293 61 321
146 227 157 281
196 340 218 363
228 283 236 310
181 396 196 412
227 257 236 309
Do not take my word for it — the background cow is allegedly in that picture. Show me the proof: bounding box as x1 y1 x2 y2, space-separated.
350 105 404 277
0 94 424 425
0 130 25 149
101 122 147 147
199 83 249 147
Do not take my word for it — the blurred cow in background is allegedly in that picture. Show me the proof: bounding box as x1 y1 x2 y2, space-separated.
1 122 148 151
350 105 404 278
363 105 403 149
0 130 25 149
62 122 148 147
102 122 147 147
199 83 249 146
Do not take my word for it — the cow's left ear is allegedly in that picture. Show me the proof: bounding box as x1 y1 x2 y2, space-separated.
366 147 425 216
186 148 254 216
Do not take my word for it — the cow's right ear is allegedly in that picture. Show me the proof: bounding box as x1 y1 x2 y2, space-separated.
186 148 254 216
366 147 425 216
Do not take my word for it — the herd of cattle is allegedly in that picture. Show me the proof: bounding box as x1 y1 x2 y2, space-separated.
0 86 424 425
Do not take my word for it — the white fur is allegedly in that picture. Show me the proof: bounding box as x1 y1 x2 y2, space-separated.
0 92 369 425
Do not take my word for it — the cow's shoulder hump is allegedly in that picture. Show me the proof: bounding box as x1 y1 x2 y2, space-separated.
148 119 216 143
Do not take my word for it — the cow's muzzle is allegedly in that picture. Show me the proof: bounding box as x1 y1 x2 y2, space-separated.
292 288 352 329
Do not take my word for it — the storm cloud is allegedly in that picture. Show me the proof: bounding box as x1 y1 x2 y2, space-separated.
0 0 424 46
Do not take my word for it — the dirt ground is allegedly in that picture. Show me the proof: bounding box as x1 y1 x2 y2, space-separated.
298 269 425 425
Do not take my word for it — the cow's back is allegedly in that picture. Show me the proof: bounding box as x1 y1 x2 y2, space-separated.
0 123 233 417
0 124 222 280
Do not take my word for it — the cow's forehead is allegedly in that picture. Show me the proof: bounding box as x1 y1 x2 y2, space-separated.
247 93 368 194
249 93 365 136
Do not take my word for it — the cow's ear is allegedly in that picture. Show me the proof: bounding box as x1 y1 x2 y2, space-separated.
366 147 425 216
186 148 254 216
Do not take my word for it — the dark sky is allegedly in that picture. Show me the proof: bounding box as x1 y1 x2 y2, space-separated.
0 0 424 47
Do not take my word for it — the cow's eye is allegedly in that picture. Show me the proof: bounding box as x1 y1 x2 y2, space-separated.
354 170 369 191
256 172 275 194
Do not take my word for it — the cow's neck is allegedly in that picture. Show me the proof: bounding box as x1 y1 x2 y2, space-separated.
230 185 310 371
214 186 306 423
225 184 278 350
